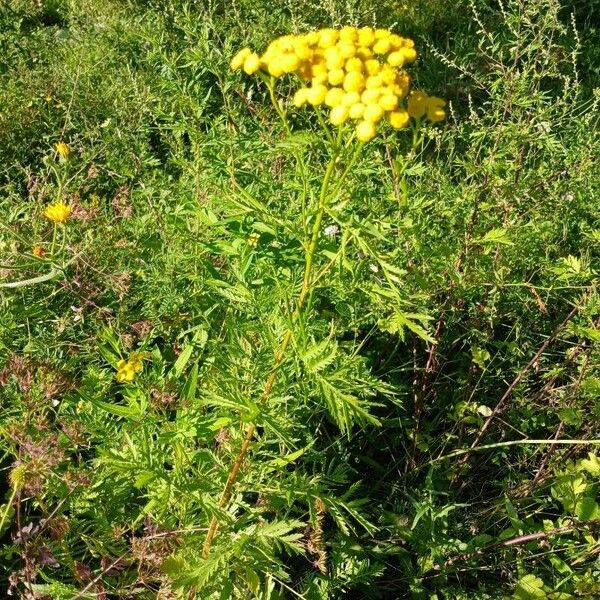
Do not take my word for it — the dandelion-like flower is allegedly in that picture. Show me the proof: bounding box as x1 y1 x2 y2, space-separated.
55 141 71 159
231 27 446 142
32 245 46 257
44 201 72 224
116 351 150 383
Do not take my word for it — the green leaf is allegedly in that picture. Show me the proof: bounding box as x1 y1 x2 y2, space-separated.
173 345 194 378
513 574 547 599
379 311 435 343
579 453 600 476
478 227 514 246
472 346 491 368
181 362 198 402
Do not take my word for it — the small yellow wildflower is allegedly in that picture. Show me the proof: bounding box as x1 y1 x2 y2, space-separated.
329 105 349 126
407 91 428 119
248 232 261 247
231 47 252 70
389 110 410 129
55 141 71 159
356 120 376 142
243 53 261 75
426 96 446 123
32 245 46 257
116 351 150 383
44 201 72 224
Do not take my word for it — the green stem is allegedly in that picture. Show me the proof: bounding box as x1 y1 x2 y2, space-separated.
432 438 600 465
0 484 18 533
50 223 58 258
202 146 341 557
266 78 291 136
314 106 335 147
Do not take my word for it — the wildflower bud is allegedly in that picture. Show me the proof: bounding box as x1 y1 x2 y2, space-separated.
9 464 27 489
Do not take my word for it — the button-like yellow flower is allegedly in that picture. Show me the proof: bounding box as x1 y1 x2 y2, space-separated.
32 245 46 257
379 94 399 111
229 28 446 142
389 110 410 129
363 103 385 123
307 84 328 105
243 53 261 75
343 71 365 93
55 141 71 160
293 88 309 107
329 105 349 126
325 87 345 107
407 91 429 119
44 201 72 224
356 120 376 142
349 103 365 119
426 96 446 122
387 51 405 67
358 27 376 47
231 47 252 70
327 69 345 86
248 232 261 247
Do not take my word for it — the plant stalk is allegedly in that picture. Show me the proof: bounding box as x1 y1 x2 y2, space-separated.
202 148 342 557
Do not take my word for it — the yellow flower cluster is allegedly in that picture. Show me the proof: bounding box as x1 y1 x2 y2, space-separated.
116 352 149 383
44 201 72 224
231 27 445 142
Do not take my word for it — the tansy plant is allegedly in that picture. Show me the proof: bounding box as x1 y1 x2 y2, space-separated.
202 26 446 557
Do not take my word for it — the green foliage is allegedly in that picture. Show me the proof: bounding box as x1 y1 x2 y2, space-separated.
1 0 599 598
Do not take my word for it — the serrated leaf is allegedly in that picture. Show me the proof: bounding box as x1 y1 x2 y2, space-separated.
479 227 514 246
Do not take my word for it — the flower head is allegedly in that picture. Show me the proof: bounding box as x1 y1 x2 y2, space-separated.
231 28 445 142
44 201 71 224
33 245 46 257
116 351 150 383
55 141 71 160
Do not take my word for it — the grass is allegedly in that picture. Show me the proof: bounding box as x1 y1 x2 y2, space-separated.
1 0 599 598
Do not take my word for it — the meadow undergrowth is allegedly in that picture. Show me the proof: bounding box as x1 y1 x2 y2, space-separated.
0 1 598 599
